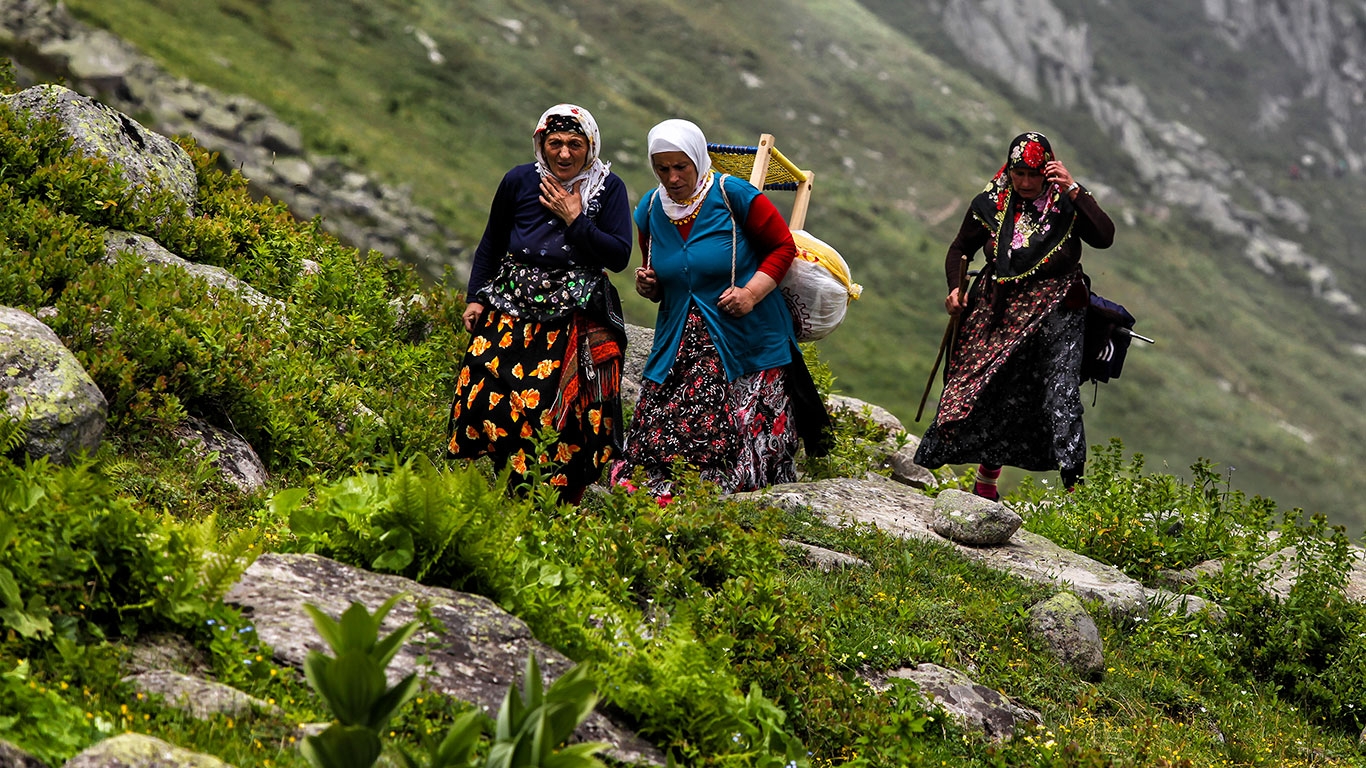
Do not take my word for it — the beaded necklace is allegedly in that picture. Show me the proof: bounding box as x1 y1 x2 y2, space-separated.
670 208 701 226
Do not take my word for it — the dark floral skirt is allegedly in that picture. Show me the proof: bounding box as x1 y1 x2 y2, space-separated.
612 306 798 495
915 273 1086 474
446 308 617 497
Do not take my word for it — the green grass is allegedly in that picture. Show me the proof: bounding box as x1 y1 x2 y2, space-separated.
4 94 1366 765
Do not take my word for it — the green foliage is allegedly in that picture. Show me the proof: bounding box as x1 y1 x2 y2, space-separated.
2 94 468 481
1014 439 1276 582
272 455 521 592
1213 511 1366 730
301 594 420 768
0 453 252 644
485 654 607 768
0 657 101 764
399 710 485 768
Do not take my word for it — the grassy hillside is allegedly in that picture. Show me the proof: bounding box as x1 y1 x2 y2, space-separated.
55 0 1366 531
5 71 1366 764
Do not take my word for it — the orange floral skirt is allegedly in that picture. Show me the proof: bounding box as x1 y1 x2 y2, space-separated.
446 308 617 498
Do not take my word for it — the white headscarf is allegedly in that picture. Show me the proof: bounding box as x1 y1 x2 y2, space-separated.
646 118 714 222
533 103 611 203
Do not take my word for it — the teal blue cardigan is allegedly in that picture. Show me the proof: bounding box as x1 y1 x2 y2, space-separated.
637 173 798 384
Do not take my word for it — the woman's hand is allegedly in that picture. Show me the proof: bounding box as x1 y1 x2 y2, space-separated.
539 176 583 225
462 301 485 332
945 287 968 316
719 274 776 318
634 267 661 301
1045 160 1079 199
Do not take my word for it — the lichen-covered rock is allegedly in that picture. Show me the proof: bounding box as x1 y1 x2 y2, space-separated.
1028 591 1104 678
880 663 1042 741
224 552 665 767
0 306 107 464
4 84 197 214
62 733 233 768
122 670 278 720
931 488 1022 546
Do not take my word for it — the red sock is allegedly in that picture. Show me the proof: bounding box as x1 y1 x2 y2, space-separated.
973 464 1001 501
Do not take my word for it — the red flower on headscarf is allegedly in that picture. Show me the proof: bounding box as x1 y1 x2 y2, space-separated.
1020 140 1046 169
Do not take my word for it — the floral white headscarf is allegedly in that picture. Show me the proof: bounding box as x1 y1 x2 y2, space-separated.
533 103 611 203
646 118 714 222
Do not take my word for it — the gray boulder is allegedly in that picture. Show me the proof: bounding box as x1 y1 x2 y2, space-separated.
224 552 664 767
4 84 197 214
62 733 232 768
122 670 278 720
173 415 268 493
1028 591 1104 678
621 322 655 408
0 738 48 768
880 663 1042 741
0 306 107 463
931 488 1023 546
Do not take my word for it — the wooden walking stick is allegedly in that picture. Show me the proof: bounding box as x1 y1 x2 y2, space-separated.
915 254 970 422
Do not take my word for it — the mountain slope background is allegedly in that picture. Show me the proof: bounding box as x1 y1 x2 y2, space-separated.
44 0 1366 531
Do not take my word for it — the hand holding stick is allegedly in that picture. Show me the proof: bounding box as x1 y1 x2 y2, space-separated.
915 254 970 422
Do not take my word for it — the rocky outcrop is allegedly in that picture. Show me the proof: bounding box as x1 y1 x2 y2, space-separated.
746 476 1151 620
0 0 467 282
0 305 107 463
102 229 288 326
932 0 1362 318
223 553 666 767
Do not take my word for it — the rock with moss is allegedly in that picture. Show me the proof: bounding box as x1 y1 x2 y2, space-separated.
1028 591 1104 678
62 733 233 768
0 306 107 463
930 488 1022 546
877 663 1042 742
122 669 279 721
4 84 197 214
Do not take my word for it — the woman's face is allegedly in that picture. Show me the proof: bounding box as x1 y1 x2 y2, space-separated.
1008 166 1045 200
541 131 589 182
651 151 698 203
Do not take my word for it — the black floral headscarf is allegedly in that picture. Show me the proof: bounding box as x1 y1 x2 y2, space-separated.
969 132 1077 282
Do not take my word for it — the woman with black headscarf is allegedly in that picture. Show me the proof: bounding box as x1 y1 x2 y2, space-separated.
915 132 1115 500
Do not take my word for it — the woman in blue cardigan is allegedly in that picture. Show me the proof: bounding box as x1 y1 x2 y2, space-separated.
447 104 632 503
612 119 828 496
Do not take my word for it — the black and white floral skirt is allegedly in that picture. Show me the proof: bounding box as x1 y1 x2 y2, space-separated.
612 306 798 495
915 297 1086 475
